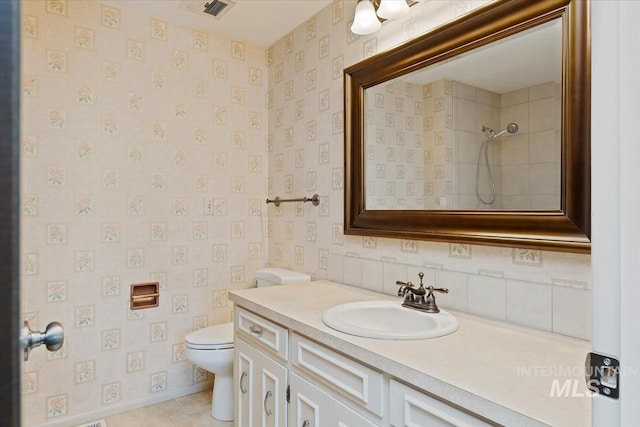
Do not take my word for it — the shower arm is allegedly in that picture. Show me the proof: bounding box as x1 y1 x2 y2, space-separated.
482 123 519 139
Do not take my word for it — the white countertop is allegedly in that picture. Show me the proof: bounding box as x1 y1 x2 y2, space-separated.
229 280 591 427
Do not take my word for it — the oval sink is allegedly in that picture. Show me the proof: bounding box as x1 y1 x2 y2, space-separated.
321 300 458 340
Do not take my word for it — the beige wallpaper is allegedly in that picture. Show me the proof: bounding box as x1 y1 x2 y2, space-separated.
266 0 591 344
365 79 425 209
20 0 591 425
21 0 267 424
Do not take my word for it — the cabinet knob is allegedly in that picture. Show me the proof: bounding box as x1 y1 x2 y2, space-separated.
302 420 310 427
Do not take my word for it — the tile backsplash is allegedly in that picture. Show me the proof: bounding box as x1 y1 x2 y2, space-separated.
327 251 591 340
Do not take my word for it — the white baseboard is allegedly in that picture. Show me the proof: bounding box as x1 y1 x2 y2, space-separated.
33 382 213 427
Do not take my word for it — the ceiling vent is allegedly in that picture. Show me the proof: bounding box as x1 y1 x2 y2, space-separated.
204 0 228 17
178 0 235 19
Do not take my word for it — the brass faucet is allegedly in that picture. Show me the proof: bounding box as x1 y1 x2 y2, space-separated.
396 272 449 313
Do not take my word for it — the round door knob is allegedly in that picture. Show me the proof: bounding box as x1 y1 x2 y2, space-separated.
43 321 64 352
20 321 65 361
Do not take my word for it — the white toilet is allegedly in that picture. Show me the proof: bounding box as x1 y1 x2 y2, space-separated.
184 268 311 421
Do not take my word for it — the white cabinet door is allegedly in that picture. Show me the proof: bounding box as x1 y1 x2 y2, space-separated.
289 372 378 427
235 338 256 427
235 337 288 427
256 345 288 427
289 372 322 427
390 380 494 427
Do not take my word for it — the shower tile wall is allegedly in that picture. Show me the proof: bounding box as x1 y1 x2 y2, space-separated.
266 0 591 336
452 80 502 209
450 80 561 210
21 1 267 425
500 82 562 209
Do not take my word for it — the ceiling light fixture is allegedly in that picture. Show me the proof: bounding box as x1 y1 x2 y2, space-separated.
351 0 418 35
376 0 410 20
350 0 382 35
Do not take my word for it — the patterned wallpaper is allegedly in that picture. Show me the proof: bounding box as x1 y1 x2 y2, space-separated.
365 79 425 209
423 79 456 209
265 0 591 341
21 0 267 424
20 0 592 425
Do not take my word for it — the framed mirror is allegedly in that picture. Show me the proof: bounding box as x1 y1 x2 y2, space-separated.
344 0 590 253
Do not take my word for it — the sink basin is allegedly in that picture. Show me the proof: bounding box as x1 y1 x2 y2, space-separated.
321 300 458 340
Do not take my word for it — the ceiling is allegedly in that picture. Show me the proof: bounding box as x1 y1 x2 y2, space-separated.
102 0 334 48
402 18 562 94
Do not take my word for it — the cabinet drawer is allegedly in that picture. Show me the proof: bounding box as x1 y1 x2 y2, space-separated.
235 308 288 362
290 333 384 417
390 379 496 427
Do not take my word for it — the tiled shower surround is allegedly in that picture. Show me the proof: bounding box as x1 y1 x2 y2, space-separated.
21 0 591 425
364 77 561 210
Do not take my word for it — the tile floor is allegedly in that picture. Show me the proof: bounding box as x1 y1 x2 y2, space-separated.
102 390 231 427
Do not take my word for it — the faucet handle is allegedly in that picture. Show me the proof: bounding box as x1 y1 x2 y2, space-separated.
395 280 413 287
396 281 414 297
427 286 448 294
422 286 448 313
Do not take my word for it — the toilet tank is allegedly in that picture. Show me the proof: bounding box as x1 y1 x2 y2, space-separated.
256 268 311 288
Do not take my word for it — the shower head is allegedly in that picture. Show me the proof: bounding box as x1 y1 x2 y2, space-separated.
493 123 519 138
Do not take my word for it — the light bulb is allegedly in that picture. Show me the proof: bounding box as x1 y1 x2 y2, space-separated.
376 0 410 20
351 0 382 35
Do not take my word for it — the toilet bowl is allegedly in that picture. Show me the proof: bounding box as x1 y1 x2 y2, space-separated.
184 268 311 421
185 323 234 421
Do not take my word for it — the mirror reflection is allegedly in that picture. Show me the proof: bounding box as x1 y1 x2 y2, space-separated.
364 18 562 211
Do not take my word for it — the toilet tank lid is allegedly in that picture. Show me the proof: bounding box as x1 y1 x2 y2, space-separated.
185 322 234 346
256 268 311 284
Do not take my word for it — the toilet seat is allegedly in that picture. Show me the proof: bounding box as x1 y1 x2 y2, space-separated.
185 322 234 350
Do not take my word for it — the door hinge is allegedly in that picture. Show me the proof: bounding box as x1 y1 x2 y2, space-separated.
585 352 620 399
286 385 290 404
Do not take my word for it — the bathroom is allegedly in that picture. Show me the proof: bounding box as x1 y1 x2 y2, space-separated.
3 0 639 425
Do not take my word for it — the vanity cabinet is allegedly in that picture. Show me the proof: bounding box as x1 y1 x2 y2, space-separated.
234 306 496 427
230 282 591 426
234 307 289 427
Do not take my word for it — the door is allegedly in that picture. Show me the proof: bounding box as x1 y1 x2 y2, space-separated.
235 338 255 427
235 337 287 427
289 373 322 427
591 1 640 425
256 347 287 427
0 0 21 426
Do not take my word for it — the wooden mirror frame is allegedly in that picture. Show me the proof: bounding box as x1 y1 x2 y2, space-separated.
344 0 590 253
